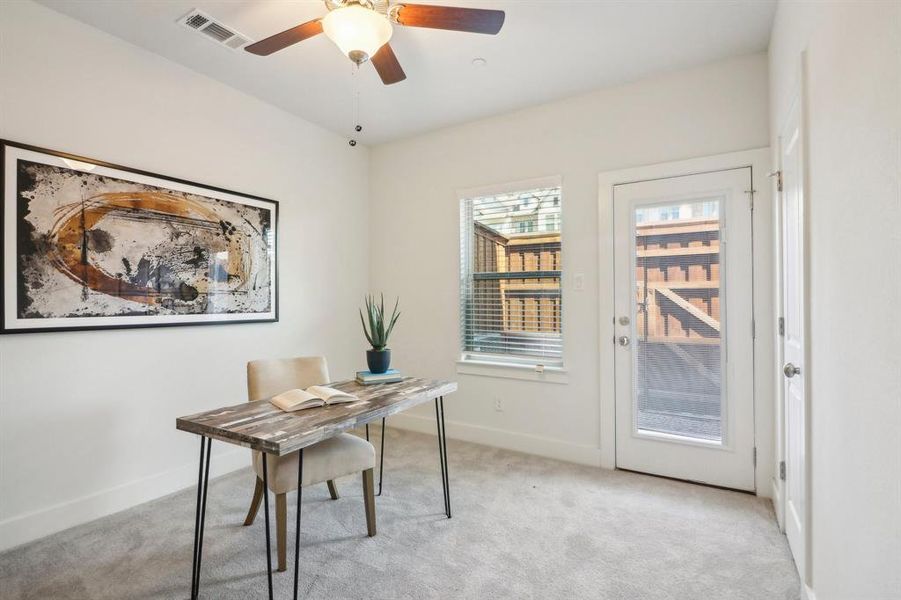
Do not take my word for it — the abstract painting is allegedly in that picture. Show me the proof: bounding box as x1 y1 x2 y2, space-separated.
2 141 278 333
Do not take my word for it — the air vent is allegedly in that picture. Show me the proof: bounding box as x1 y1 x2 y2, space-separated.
178 9 251 51
184 13 209 29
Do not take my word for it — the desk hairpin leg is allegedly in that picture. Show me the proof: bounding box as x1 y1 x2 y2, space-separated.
377 418 386 497
435 396 451 518
260 450 304 600
261 453 274 600
191 436 212 600
293 449 304 600
366 420 387 497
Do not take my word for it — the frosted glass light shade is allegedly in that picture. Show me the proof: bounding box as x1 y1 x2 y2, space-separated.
322 5 393 62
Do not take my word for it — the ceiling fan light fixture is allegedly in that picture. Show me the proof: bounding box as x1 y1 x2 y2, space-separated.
322 5 393 63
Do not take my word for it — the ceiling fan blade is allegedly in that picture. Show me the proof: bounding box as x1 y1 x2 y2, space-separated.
393 4 505 34
244 19 323 56
371 44 407 85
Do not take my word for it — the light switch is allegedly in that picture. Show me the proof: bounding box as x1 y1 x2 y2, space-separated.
573 272 585 291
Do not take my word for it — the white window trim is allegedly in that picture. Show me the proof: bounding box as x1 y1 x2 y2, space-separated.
456 175 563 200
456 358 569 384
457 175 565 377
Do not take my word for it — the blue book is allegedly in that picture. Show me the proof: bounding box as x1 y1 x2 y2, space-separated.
356 369 402 384
357 369 399 377
357 378 403 385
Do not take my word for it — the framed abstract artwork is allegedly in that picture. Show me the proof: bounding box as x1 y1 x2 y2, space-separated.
1 140 278 333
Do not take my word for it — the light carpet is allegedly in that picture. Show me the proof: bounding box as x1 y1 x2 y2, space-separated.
0 428 799 599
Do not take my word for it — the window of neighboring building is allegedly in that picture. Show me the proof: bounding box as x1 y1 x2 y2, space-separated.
544 212 560 232
691 200 719 218
459 180 563 367
516 218 536 233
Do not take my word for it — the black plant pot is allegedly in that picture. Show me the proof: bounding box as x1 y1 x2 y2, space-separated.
366 349 391 374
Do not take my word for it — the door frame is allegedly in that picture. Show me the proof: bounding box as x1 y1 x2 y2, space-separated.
598 148 774 494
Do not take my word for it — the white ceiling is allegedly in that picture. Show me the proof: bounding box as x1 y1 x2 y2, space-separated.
37 0 776 145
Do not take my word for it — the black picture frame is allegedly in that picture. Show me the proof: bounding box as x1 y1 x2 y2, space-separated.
1 139 279 334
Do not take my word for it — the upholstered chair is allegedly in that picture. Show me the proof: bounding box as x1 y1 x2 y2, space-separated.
243 356 376 571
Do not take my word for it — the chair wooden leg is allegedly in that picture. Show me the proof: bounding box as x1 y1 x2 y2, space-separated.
276 493 287 572
243 477 264 526
362 468 376 537
327 479 339 500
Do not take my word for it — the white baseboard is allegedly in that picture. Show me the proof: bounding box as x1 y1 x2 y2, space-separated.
0 446 249 552
387 413 603 467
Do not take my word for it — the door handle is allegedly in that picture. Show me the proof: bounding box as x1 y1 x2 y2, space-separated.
783 363 801 378
618 335 630 348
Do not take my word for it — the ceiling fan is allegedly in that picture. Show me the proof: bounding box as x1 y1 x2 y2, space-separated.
244 0 505 85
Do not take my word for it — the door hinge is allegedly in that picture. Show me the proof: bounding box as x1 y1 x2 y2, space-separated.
745 189 756 211
779 460 786 481
753 447 757 467
778 317 785 336
769 170 783 192
752 319 756 339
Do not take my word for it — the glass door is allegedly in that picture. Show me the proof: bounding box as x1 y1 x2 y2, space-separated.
614 168 755 490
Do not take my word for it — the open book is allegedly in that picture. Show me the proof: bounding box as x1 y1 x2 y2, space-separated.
270 386 359 412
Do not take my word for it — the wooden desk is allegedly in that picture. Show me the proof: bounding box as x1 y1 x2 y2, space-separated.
176 377 457 600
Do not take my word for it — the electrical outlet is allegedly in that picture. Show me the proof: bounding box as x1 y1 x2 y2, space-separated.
494 397 503 412
573 272 585 291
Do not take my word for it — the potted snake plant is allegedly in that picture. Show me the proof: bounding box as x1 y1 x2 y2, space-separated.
360 294 400 374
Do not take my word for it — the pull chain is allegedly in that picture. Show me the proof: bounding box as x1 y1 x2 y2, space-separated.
349 62 362 147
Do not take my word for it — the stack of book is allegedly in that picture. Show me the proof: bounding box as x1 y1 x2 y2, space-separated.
356 369 403 385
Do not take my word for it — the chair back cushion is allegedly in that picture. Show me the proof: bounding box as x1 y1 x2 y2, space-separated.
246 356 329 402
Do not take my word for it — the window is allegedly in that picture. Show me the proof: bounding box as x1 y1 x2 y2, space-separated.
516 218 536 233
691 200 719 218
459 181 563 367
544 212 560 232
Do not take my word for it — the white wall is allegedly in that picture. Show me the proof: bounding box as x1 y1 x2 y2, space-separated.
768 2 901 598
0 1 369 551
369 54 774 483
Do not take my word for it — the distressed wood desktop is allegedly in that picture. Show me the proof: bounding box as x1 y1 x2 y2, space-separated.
176 377 456 600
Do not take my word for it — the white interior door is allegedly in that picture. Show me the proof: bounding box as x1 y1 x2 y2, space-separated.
613 168 755 491
780 94 807 579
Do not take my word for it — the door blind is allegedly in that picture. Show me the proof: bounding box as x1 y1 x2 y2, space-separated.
460 185 563 365
633 199 724 442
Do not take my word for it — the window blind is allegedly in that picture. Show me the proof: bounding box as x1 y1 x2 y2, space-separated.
460 185 563 366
